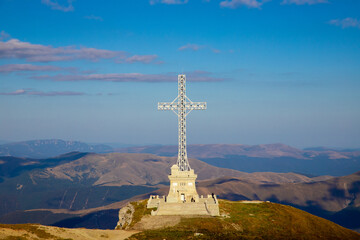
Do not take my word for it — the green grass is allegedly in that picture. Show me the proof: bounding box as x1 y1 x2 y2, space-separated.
127 200 360 240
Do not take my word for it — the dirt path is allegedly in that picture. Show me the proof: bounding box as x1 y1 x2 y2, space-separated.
0 224 139 240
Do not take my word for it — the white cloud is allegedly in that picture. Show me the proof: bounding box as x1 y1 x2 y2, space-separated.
0 38 159 64
220 0 263 8
0 89 85 96
329 18 360 29
178 44 222 54
0 39 125 62
41 0 75 12
0 64 61 73
178 44 204 51
32 71 226 83
126 55 159 64
281 0 328 5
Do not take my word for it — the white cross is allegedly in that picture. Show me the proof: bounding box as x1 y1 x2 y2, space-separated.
158 74 207 171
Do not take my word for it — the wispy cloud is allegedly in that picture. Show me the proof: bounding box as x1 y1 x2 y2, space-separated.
0 31 10 41
32 71 226 83
41 0 75 12
178 44 204 51
178 44 221 54
220 0 263 9
126 55 159 64
84 15 103 21
281 0 328 5
329 18 360 29
0 39 125 62
0 89 85 96
211 48 221 53
0 64 61 73
150 0 188 5
0 38 159 64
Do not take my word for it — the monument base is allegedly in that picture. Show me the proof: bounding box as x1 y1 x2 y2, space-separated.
147 165 219 216
147 194 219 216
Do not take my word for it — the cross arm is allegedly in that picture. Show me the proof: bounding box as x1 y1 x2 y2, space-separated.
158 102 178 110
186 102 206 110
158 102 206 111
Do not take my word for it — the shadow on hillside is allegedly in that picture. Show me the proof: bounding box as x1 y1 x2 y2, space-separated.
52 209 119 229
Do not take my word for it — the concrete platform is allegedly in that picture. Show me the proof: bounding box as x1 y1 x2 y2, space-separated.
147 195 220 216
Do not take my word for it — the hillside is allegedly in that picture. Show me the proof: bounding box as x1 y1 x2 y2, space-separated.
125 171 360 231
199 171 360 231
35 152 330 186
0 223 137 240
1 200 359 240
196 171 360 213
123 199 360 240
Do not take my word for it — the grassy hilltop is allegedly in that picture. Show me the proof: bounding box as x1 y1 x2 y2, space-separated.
1 199 359 240
127 200 360 240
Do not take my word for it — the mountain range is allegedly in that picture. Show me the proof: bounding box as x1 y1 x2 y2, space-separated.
0 151 359 232
1 140 360 176
0 152 328 217
118 143 360 176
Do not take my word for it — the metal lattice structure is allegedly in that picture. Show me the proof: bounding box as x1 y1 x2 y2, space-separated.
158 74 207 171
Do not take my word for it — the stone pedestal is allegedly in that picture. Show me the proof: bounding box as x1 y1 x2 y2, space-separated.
147 165 220 217
167 165 199 203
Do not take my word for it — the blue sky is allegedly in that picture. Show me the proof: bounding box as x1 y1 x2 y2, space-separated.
0 0 359 148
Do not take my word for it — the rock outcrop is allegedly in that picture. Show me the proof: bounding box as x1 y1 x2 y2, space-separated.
116 202 135 230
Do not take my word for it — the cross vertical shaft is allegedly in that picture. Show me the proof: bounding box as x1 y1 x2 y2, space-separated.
178 75 188 171
158 74 206 171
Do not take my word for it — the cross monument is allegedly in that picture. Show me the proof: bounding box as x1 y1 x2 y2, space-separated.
158 74 206 203
147 74 218 215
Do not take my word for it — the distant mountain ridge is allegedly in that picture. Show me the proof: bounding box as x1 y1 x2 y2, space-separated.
2 140 360 176
117 143 360 160
0 139 113 158
117 143 360 176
